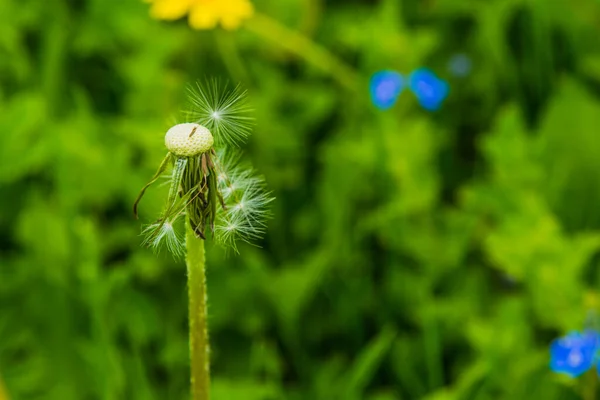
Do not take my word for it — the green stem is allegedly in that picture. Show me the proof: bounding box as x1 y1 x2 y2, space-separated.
299 0 322 36
186 221 210 400
41 0 69 116
0 372 9 400
582 368 597 400
214 31 251 85
244 12 359 91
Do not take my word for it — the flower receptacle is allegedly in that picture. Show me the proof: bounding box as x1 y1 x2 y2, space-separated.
165 123 214 157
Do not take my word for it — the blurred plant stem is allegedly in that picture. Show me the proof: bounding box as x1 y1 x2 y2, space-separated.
582 368 597 400
423 311 444 390
245 13 359 91
299 0 322 36
214 31 251 85
186 221 210 400
41 0 69 116
0 373 9 400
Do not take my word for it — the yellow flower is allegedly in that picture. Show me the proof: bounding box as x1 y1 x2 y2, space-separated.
150 0 254 30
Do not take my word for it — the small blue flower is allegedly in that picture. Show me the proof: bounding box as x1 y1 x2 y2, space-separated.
448 53 472 78
370 70 404 110
408 68 449 111
550 330 600 377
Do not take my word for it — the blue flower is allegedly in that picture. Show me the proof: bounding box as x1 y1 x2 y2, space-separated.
370 70 404 110
408 68 449 111
448 53 472 78
550 330 600 377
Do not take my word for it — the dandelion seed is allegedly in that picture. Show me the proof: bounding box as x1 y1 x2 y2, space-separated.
142 219 185 258
185 81 254 147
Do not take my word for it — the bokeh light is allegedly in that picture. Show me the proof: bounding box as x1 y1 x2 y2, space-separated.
369 70 404 110
550 331 600 377
448 53 472 77
409 68 449 111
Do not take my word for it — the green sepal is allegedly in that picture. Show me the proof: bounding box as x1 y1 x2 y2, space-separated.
207 166 218 233
133 152 172 219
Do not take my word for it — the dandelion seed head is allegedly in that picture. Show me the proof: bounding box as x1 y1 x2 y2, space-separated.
136 81 272 256
165 123 214 157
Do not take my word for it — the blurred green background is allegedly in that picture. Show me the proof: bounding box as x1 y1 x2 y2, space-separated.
2 0 600 399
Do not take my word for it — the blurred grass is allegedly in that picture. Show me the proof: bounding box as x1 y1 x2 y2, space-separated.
1 0 600 399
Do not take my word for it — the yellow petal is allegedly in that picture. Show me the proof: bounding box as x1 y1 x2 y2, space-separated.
234 0 254 15
220 14 247 30
220 0 254 29
219 16 240 30
188 3 219 30
150 0 193 20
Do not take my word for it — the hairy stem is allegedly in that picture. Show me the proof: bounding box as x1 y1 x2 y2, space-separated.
186 221 210 400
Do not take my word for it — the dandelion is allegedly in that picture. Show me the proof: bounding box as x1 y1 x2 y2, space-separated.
134 81 271 254
133 80 273 400
549 330 600 377
408 68 449 111
369 70 404 110
149 0 255 31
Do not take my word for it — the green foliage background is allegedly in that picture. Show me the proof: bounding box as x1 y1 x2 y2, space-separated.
2 0 600 399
